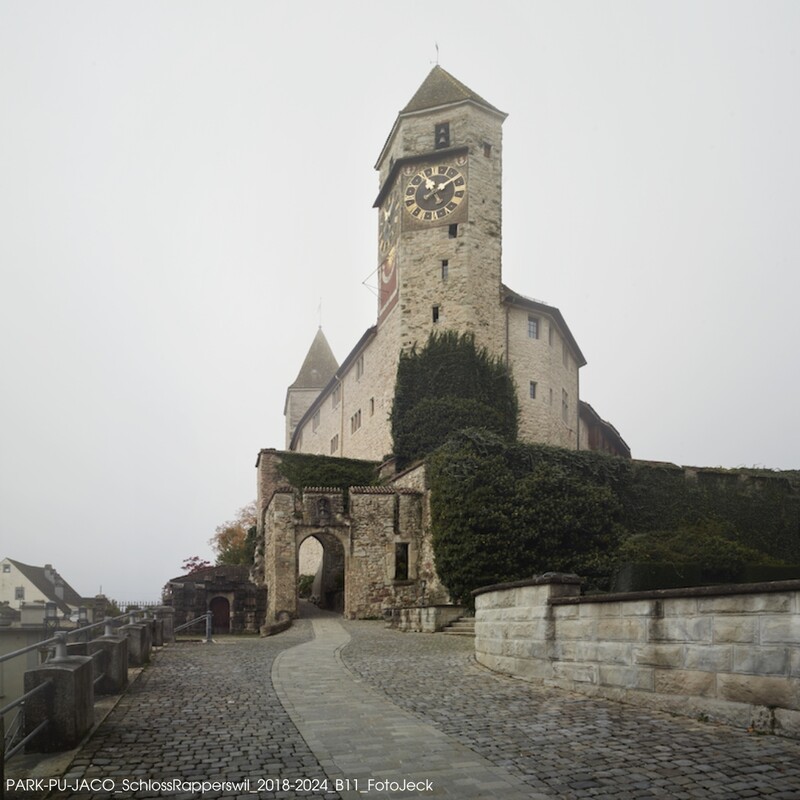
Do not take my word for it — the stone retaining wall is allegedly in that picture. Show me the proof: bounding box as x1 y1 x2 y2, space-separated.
387 605 464 633
473 575 800 738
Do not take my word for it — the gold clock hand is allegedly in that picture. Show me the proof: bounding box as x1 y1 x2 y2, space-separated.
423 175 456 201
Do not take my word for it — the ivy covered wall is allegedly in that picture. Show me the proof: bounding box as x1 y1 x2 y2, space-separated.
428 430 800 603
391 331 518 469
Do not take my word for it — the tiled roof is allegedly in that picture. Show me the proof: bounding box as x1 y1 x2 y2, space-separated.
169 564 253 584
402 66 502 115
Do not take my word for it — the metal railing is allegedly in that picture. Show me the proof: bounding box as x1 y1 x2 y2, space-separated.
1 679 51 760
1 609 163 762
174 611 213 643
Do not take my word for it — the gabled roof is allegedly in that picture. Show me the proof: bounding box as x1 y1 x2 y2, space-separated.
6 558 83 613
289 328 339 390
402 65 503 115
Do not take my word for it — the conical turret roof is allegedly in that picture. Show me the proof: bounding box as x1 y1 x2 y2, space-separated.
289 328 339 389
401 65 502 115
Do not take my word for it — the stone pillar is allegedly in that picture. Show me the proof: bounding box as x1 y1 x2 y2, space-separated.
23 647 94 752
155 606 175 642
264 489 299 627
146 616 164 647
88 634 129 694
118 622 151 665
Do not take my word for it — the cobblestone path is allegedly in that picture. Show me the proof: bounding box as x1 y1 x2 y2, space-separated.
38 621 340 800
340 619 800 799
10 606 800 800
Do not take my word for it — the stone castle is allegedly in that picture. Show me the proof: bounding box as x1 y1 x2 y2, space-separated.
258 68 629 626
284 66 629 463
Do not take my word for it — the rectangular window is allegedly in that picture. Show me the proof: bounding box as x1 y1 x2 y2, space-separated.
435 122 450 149
562 389 569 423
370 397 375 416
562 342 569 369
441 260 448 281
350 409 362 433
529 381 537 399
15 586 24 600
432 305 440 323
312 410 320 432
2 563 10 573
483 141 492 158
528 316 539 339
332 385 341 408
356 354 365 380
394 542 409 581
330 434 339 454
448 223 458 239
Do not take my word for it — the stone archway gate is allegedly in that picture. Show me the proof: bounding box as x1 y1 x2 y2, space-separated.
256 451 433 626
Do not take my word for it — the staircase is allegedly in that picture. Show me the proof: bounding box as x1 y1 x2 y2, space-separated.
442 615 476 637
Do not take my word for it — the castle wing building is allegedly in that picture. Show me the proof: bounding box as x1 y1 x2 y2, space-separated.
286 66 628 461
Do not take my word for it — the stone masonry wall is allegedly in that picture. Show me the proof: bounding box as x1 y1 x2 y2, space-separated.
507 305 580 450
392 463 450 605
346 488 426 618
474 575 800 738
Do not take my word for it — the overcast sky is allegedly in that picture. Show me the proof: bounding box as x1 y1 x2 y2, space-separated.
1 1 798 603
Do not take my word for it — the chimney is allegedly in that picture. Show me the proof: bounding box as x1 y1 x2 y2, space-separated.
44 564 55 582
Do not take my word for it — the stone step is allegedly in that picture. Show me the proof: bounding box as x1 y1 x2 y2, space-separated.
442 616 476 636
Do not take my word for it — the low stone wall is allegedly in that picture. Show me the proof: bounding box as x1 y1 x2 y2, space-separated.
388 605 464 633
473 575 800 737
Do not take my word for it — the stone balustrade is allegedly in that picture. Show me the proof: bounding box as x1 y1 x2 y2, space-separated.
14 607 174 755
474 574 800 738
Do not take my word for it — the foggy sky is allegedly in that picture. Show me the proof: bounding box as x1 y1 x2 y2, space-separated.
1 1 798 602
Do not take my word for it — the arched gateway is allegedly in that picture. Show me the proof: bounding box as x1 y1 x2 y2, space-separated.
256 450 446 628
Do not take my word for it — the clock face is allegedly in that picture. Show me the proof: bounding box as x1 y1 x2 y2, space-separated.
403 164 466 222
379 191 400 256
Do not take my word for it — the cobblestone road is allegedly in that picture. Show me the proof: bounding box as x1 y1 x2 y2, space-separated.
9 605 800 800
29 621 339 800
340 619 800 799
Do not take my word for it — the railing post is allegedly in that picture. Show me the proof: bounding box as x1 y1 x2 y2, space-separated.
23 643 94 752
52 632 68 661
205 611 213 644
77 606 89 634
104 616 114 637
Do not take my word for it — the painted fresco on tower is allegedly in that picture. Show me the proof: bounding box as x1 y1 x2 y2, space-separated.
378 246 398 324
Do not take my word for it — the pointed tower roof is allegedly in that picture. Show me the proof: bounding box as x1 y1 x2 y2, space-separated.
376 66 506 172
401 65 502 115
289 328 339 390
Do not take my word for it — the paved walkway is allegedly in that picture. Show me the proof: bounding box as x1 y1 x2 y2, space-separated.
273 615 539 799
9 604 800 799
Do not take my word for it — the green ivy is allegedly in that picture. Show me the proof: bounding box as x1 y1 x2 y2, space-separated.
429 430 624 603
391 331 518 468
428 429 800 602
276 451 379 509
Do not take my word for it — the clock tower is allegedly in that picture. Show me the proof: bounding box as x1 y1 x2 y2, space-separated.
373 66 508 357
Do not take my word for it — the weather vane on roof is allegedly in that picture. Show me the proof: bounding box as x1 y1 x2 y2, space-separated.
435 42 440 65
